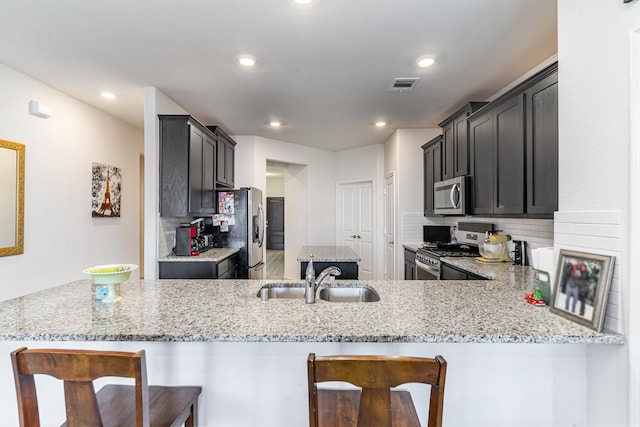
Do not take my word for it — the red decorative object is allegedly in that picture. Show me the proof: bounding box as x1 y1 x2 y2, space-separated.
525 287 546 306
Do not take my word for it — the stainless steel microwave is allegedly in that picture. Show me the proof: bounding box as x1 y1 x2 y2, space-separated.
433 176 467 215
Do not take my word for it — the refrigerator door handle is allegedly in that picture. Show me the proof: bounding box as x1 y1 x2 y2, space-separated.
257 203 265 248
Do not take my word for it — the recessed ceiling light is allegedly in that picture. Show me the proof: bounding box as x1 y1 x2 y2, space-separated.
293 0 313 5
375 121 387 127
238 55 256 67
270 121 282 127
417 56 436 68
100 92 116 100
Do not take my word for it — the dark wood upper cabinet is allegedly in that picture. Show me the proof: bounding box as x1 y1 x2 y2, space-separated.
525 70 558 215
422 135 442 216
159 115 217 217
207 126 236 188
469 111 494 215
468 62 558 218
439 102 489 180
493 95 525 215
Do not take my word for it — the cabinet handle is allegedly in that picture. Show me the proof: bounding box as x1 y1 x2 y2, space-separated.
350 235 357 238
357 235 361 239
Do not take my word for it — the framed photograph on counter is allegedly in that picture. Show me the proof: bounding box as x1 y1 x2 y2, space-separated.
550 249 615 332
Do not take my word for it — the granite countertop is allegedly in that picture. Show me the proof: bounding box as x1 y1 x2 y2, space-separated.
297 245 360 262
158 248 239 262
0 269 624 344
402 243 422 252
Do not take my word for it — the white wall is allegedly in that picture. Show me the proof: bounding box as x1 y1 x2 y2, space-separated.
0 65 143 300
385 129 441 278
558 1 640 425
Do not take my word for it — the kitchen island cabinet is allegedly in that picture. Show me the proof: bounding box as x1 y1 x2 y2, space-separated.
297 245 360 279
0 273 623 426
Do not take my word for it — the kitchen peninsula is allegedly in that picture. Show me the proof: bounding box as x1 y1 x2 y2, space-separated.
0 269 623 426
297 245 360 279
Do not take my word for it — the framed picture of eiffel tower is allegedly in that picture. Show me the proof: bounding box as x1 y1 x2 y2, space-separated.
91 162 122 217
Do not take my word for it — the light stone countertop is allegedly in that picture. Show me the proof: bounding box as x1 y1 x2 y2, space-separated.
402 243 422 252
158 248 239 262
0 268 624 344
297 246 360 262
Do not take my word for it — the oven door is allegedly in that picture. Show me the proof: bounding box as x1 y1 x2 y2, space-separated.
415 258 439 280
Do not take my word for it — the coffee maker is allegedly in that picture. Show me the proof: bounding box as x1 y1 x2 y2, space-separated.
175 218 214 256
175 225 199 256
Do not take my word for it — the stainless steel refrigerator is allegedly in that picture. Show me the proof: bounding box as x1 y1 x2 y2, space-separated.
217 187 265 279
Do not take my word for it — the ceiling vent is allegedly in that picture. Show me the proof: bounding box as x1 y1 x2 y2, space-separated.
388 77 420 92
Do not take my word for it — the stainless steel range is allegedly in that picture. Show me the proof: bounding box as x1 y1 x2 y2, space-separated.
415 222 494 280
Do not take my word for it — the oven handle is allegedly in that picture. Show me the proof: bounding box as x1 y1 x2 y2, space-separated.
415 258 440 276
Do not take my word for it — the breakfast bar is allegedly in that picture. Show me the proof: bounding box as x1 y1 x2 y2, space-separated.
0 267 624 426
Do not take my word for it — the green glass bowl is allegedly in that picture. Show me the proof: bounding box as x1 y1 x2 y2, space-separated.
83 264 138 285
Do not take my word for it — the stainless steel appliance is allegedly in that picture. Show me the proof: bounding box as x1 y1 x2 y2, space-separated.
217 187 265 279
433 176 467 215
415 222 494 280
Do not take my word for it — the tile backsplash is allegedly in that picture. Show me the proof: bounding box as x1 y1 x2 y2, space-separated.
401 212 554 254
158 216 191 257
554 210 623 334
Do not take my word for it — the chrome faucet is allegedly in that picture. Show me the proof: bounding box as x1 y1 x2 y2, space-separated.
305 255 342 304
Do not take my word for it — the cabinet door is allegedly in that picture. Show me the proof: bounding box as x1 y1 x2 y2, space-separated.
526 73 558 215
453 114 469 177
469 112 494 215
225 141 235 187
202 134 216 212
422 136 442 216
440 263 467 280
216 137 227 185
404 249 416 280
442 123 454 180
159 117 190 217
188 127 204 215
493 96 525 215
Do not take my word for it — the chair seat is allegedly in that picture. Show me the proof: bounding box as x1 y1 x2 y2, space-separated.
59 385 202 427
317 389 420 427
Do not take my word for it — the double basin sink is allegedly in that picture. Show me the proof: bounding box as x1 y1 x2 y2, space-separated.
257 283 380 303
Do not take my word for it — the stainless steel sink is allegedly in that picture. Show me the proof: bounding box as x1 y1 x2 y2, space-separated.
318 286 380 302
257 285 305 299
257 283 379 302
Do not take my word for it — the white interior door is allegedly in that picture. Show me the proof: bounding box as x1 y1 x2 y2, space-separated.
338 181 373 279
384 174 395 280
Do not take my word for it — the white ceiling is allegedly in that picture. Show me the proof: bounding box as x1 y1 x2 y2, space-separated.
1 0 557 151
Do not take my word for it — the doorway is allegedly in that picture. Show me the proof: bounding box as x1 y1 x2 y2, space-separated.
337 180 374 279
266 162 286 279
384 173 395 280
266 197 284 250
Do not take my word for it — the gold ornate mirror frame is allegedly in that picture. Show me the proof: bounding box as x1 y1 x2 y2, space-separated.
0 139 25 256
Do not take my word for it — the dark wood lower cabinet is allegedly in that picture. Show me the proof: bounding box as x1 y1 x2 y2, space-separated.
404 248 416 280
440 262 487 280
299 261 358 280
158 254 238 279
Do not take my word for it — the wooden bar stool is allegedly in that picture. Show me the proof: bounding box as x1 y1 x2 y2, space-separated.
11 347 202 427
307 353 447 427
